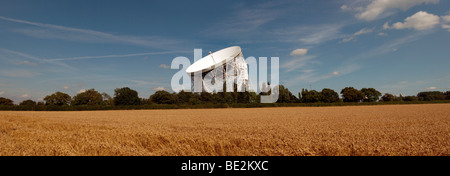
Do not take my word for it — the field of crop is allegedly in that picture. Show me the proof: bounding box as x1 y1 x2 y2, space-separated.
0 104 449 156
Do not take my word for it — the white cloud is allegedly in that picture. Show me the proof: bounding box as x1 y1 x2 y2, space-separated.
332 71 340 76
153 86 165 91
383 22 390 30
354 28 374 36
442 24 450 32
341 28 374 43
78 89 86 94
441 15 450 23
159 64 171 69
21 94 30 98
442 15 450 32
290 48 308 56
377 32 388 36
426 86 437 90
63 86 70 90
356 0 439 21
389 11 440 30
341 5 349 11
0 91 4 95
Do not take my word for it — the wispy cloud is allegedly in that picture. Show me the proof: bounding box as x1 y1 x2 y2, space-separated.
21 94 30 98
14 60 38 66
129 80 164 86
159 64 171 69
377 32 388 36
281 55 317 72
285 63 361 86
0 48 74 70
0 16 185 49
203 1 290 37
272 23 347 45
0 69 41 78
341 27 374 43
348 29 436 63
44 50 190 62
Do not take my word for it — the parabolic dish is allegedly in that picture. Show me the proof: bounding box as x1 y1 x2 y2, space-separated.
186 46 242 74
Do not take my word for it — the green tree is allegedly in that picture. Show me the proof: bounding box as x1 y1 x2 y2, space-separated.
340 87 364 102
44 92 71 106
176 90 193 104
301 89 321 103
189 93 202 105
213 92 226 104
417 91 445 101
236 92 249 104
150 90 175 104
403 96 418 101
445 91 450 100
381 93 395 102
320 88 340 103
72 89 103 105
224 92 235 104
200 92 213 103
248 91 260 103
19 99 37 106
101 92 114 105
259 82 270 96
0 97 14 106
361 88 381 102
394 94 403 102
114 87 141 105
277 85 298 103
140 98 152 105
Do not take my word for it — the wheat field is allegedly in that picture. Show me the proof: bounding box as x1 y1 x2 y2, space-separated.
0 104 449 156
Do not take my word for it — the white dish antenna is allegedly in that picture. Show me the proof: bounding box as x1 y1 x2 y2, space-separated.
186 46 248 92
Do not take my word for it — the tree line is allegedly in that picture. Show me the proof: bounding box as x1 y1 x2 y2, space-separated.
0 86 449 110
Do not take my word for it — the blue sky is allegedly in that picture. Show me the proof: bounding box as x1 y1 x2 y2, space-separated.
0 0 449 103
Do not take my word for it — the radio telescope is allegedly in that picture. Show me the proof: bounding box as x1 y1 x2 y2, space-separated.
186 46 248 92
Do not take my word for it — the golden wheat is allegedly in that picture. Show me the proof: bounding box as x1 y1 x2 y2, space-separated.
0 104 449 156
